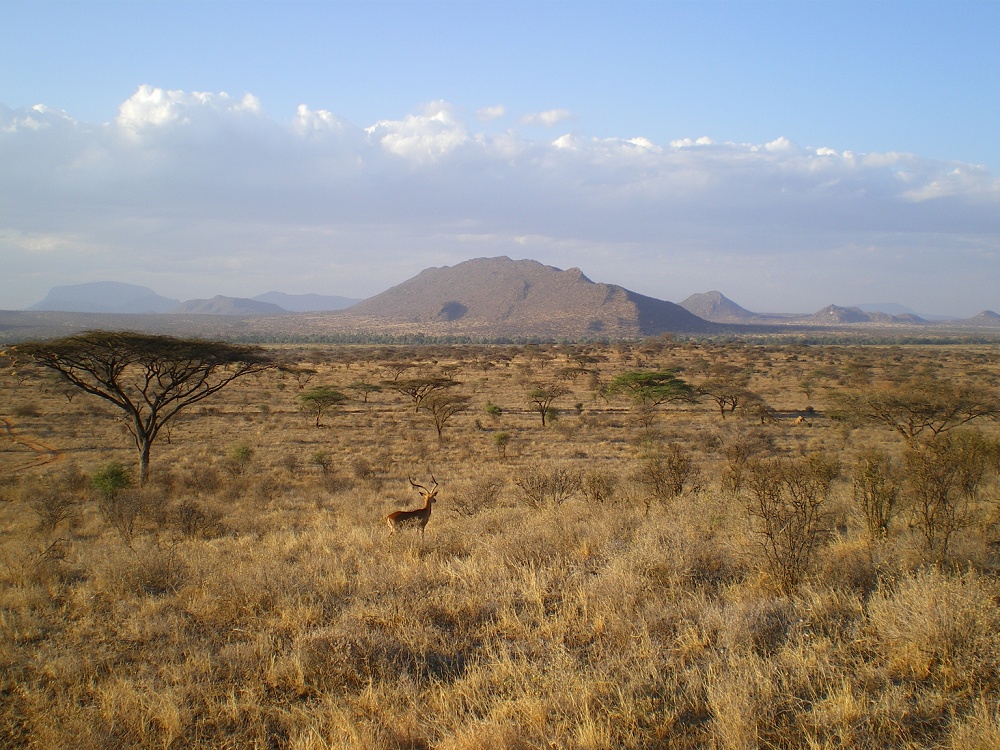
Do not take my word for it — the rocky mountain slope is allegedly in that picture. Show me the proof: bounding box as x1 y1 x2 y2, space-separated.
341 257 715 338
679 291 756 323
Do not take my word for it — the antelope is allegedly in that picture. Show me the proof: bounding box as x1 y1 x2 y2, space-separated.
385 476 439 540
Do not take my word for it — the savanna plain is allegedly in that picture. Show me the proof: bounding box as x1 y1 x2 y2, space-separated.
3 337 1000 749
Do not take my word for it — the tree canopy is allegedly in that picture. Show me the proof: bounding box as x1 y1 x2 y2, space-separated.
298 385 348 427
606 369 695 407
19 331 276 482
832 375 1000 440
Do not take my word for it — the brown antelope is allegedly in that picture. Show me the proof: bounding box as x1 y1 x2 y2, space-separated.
386 476 439 540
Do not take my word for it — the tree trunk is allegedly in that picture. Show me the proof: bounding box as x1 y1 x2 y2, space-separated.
139 438 152 484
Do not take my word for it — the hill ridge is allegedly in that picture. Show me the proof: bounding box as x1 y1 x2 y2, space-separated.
342 256 714 338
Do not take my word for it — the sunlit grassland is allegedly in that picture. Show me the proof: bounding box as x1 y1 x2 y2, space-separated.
2 339 1000 749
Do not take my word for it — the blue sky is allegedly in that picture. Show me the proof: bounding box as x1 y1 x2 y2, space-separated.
2 0 998 316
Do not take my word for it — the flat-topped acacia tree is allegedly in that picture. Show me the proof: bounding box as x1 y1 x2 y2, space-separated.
19 331 277 483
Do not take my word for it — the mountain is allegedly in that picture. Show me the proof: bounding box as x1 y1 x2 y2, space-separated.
252 291 361 312
804 305 927 325
853 302 921 316
341 256 715 338
963 310 1000 326
172 296 287 316
28 282 180 314
679 291 756 323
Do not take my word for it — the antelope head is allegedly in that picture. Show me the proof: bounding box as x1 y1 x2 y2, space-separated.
409 475 439 505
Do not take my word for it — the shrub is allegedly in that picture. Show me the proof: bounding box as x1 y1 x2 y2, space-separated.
485 401 503 421
902 430 999 562
24 477 79 533
226 441 255 476
92 462 146 545
451 474 506 516
493 431 511 458
743 454 839 592
852 448 901 541
512 463 582 508
633 443 699 507
581 468 619 505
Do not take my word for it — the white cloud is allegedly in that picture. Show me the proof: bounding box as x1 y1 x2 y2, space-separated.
364 100 469 162
476 104 506 121
1 89 998 314
521 108 573 127
116 85 263 134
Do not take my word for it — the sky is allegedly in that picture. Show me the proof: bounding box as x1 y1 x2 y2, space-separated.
1 0 998 317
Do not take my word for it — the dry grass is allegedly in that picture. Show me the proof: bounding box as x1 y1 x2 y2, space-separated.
2 340 1000 748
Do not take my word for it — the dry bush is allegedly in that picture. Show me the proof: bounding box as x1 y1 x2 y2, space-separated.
852 447 902 541
581 467 620 505
511 462 582 507
20 472 82 534
632 443 700 508
742 453 839 592
902 430 999 562
449 473 506 516
718 427 775 498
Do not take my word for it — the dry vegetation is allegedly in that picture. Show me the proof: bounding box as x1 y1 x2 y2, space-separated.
3 337 1000 749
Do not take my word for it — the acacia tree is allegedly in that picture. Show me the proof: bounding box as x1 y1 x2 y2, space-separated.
19 331 276 483
419 391 471 440
384 376 458 412
298 385 348 427
527 383 570 427
606 369 694 407
833 375 1000 441
696 364 755 419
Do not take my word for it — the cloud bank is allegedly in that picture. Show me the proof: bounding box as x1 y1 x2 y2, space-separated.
1 87 998 315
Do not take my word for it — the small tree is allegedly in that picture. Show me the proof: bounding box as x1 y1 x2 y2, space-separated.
743 454 839 592
419 391 471 440
493 431 511 458
527 384 570 427
91 461 142 545
298 385 348 427
20 331 275 483
696 364 755 419
226 441 255 476
347 381 382 404
513 463 582 508
633 443 699 506
852 449 901 541
310 450 333 476
902 430 999 562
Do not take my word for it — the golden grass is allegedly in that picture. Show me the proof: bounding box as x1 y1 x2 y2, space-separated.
2 340 1000 748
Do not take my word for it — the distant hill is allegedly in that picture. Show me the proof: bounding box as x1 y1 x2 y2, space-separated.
808 305 926 325
342 256 715 338
679 291 756 323
172 296 287 316
963 310 1000 326
28 282 180 314
853 302 921 316
252 291 361 312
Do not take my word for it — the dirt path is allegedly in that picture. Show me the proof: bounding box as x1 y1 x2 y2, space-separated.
0 417 63 472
